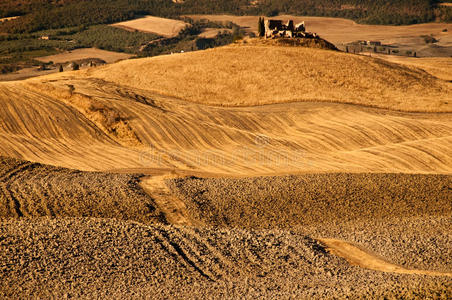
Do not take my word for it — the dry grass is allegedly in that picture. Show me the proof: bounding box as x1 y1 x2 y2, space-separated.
111 15 189 37
372 54 452 81
89 44 451 112
36 47 133 64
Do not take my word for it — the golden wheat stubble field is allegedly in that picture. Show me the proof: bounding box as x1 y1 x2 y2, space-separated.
111 15 189 37
0 42 451 298
36 48 133 64
372 54 452 81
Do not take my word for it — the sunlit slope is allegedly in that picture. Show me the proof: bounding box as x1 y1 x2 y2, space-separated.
0 75 450 175
0 81 142 170
87 45 452 112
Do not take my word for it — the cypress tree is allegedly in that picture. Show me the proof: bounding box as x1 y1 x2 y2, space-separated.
258 17 265 37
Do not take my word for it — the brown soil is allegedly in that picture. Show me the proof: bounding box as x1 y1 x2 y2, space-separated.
0 157 451 298
0 156 164 223
1 218 450 299
167 173 452 229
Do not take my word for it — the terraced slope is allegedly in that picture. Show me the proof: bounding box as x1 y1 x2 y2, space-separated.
0 73 451 175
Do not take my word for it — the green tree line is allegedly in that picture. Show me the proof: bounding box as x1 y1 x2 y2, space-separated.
1 0 451 34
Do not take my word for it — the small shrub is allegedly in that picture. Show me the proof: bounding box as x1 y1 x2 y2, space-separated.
421 35 438 44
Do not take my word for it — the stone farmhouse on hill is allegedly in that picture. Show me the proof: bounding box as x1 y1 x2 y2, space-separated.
264 19 317 39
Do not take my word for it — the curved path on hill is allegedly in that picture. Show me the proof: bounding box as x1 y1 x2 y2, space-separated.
142 175 452 278
140 175 196 226
320 238 452 277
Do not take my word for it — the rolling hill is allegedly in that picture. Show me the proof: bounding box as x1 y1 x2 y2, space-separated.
0 41 451 298
87 43 452 111
0 43 451 175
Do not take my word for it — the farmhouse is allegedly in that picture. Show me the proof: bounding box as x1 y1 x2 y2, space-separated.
264 19 317 39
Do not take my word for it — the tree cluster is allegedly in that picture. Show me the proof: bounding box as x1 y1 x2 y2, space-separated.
1 0 450 35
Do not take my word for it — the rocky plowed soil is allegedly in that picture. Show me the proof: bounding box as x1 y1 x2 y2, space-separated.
0 156 164 223
1 218 450 299
168 173 451 228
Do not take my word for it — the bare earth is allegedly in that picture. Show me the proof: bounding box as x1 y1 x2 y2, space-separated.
0 40 451 298
1 218 450 299
0 158 450 298
112 16 189 37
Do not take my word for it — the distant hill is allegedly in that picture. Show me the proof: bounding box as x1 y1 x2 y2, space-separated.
0 43 451 175
1 0 451 34
89 42 451 111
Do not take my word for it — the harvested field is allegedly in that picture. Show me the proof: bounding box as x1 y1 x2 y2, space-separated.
88 45 452 111
36 48 133 64
112 16 189 37
0 67 58 82
198 28 231 38
0 70 451 174
0 156 164 223
372 54 452 81
1 218 450 299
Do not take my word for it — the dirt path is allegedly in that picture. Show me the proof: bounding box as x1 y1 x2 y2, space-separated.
144 174 451 278
320 238 452 277
140 176 196 226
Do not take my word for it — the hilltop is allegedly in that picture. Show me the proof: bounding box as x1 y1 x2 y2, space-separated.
87 42 451 111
